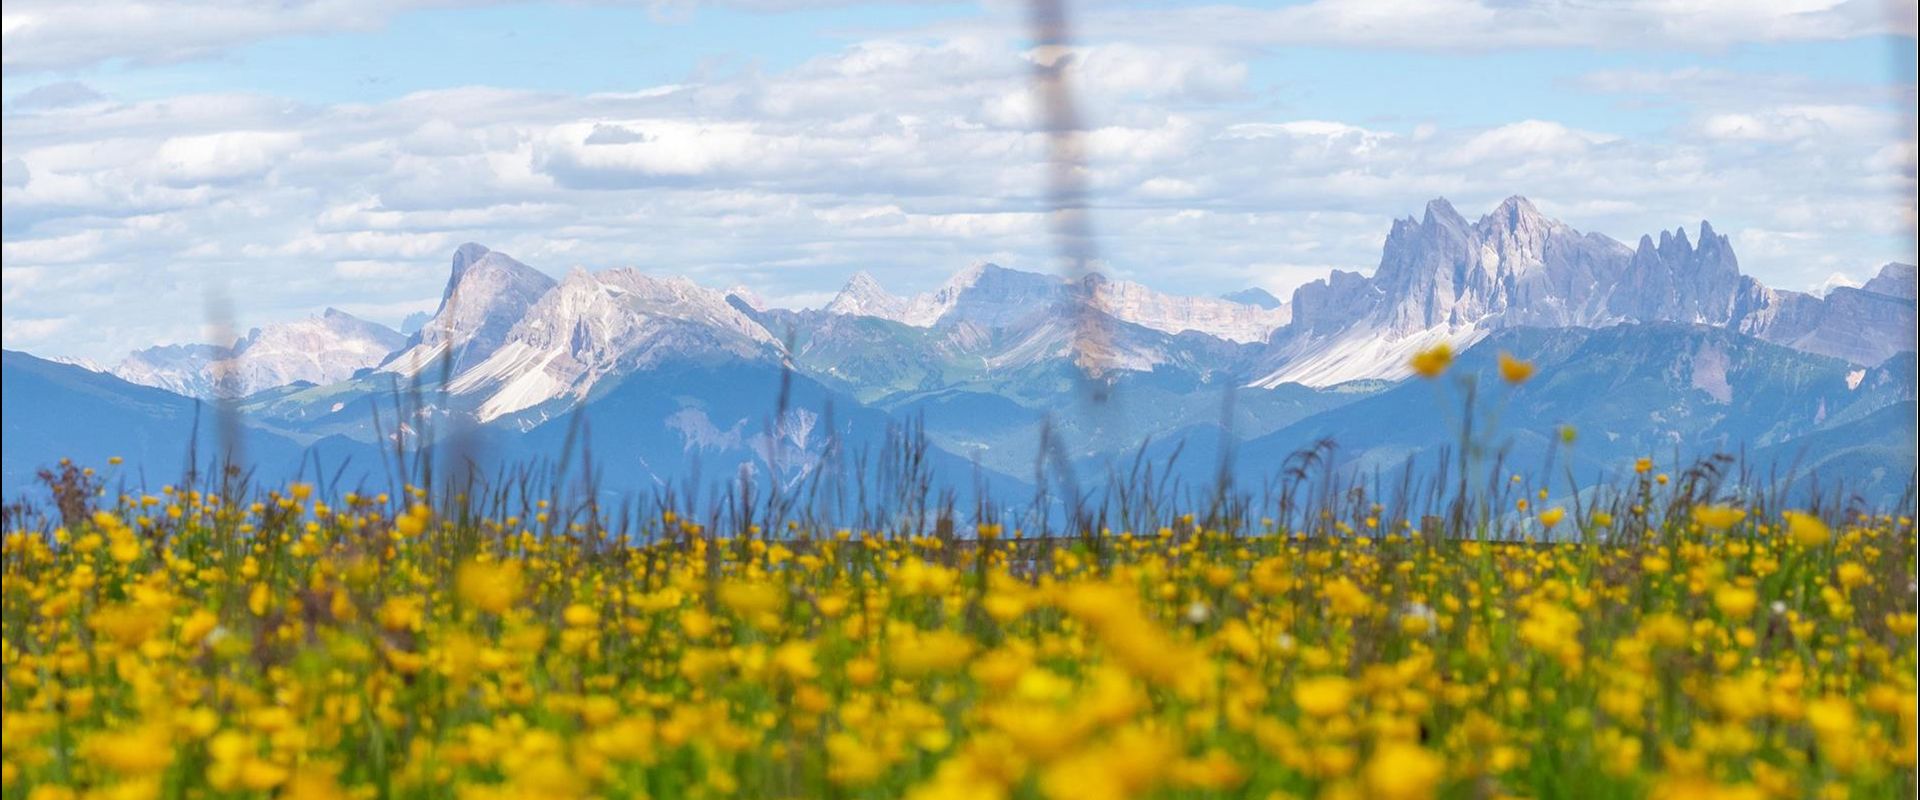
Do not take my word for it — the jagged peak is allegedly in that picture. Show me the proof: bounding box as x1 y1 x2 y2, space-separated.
1478 195 1555 238
1421 197 1467 229
928 261 1013 298
1863 262 1919 300
954 262 1061 292
943 261 992 289
840 270 889 295
1492 195 1540 219
590 267 706 299
449 245 539 282
825 270 909 318
433 245 556 312
448 242 492 283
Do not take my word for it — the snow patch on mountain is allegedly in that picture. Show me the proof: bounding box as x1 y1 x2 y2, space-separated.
1250 327 1486 388
1813 272 1862 297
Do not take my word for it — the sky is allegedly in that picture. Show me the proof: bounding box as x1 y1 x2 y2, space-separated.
2 0 1917 363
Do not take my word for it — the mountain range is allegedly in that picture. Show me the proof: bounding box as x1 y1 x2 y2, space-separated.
7 196 1914 509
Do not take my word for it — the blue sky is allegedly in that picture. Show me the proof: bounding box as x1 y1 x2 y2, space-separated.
3 0 1916 361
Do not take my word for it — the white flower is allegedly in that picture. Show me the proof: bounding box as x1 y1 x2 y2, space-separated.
1184 601 1212 625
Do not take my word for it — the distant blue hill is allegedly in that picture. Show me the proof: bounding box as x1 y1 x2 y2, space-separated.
2 350 319 498
6 319 1913 517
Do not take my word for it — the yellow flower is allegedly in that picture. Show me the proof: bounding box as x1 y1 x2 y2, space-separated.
1519 600 1583 666
1713 585 1758 618
1805 697 1856 739
89 604 167 648
1294 675 1354 718
1634 457 1654 474
773 641 819 681
1538 507 1566 528
718 580 785 618
1323 576 1373 617
1408 343 1453 379
393 504 431 538
79 725 174 774
1695 505 1746 531
890 629 976 677
1782 511 1830 547
1498 351 1535 384
239 760 291 791
1365 742 1445 800
456 560 524 615
562 603 600 627
1836 562 1868 589
826 733 887 787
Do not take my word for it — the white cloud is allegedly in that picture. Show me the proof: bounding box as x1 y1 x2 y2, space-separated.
151 131 301 186
1448 120 1616 165
1 28 1914 361
1694 104 1902 142
4 0 1912 81
1 229 105 263
1078 0 1917 51
0 0 459 73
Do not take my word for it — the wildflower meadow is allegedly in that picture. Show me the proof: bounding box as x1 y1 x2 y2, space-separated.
3 350 1916 800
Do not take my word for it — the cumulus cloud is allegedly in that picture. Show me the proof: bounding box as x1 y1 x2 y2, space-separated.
1 19 1914 361
1694 105 1904 142
15 0 1902 75
1076 0 1917 51
1 0 454 73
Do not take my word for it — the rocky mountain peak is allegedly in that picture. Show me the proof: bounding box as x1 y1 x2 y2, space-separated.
1611 220 1745 325
383 244 559 376
1421 197 1467 230
447 263 779 422
1863 263 1918 300
825 271 909 320
112 307 404 398
1485 195 1544 228
450 241 491 273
